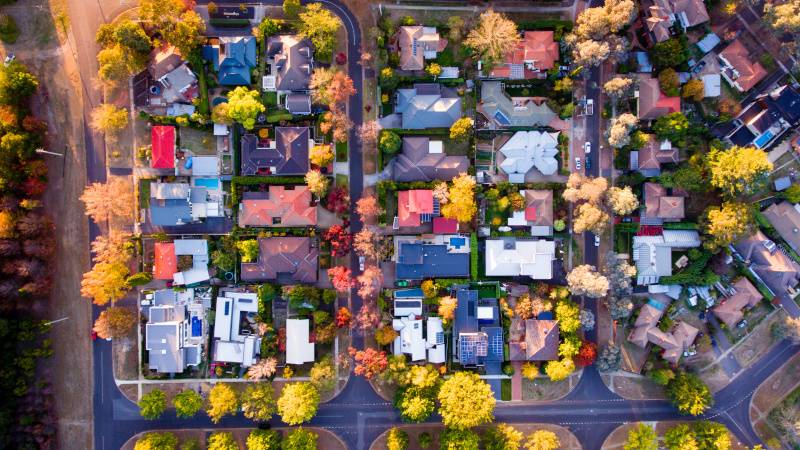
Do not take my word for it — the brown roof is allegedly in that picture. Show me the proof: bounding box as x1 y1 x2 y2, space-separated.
149 46 184 80
713 278 763 328
523 190 554 227
644 182 685 220
398 26 447 71
733 230 800 297
628 296 697 364
392 137 470 182
719 40 767 92
628 300 668 348
645 5 672 43
661 322 699 364
646 0 709 42
509 318 559 361
637 75 681 120
238 185 317 227
637 135 681 171
763 201 800 253
240 237 318 283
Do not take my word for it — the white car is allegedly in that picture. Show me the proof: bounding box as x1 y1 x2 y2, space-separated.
574 157 581 170
594 235 600 247
358 256 365 272
584 141 591 154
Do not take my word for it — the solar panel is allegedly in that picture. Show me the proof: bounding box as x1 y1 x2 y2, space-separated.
435 332 444 345
490 332 504 358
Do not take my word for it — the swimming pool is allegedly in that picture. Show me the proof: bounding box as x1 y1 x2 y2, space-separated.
754 130 774 149
194 178 220 189
449 237 466 248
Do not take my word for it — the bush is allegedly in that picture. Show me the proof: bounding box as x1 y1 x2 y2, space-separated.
0 14 19 44
379 129 402 155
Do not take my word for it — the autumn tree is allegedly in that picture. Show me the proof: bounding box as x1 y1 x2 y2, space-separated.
319 108 352 143
563 173 608 204
575 341 598 367
573 203 609 234
282 428 318 449
90 104 129 137
702 202 754 251
441 173 476 223
80 178 133 224
93 306 137 339
309 143 334 167
438 371 495 429
323 224 352 257
375 325 399 346
624 424 658 450
211 102 233 125
449 117 473 141
311 69 355 107
81 260 130 305
310 356 336 393
603 76 634 99
241 383 276 422
682 78 705 101
658 68 681 96
247 429 281 450
692 421 730 450
663 424 698 450
139 389 166 420
335 307 352 328
764 0 800 32
608 113 638 148
440 429 480 450
354 228 389 261
277 382 319 425
356 194 382 223
207 432 237 450
525 430 561 450
283 0 301 19
206 383 239 423
305 169 329 198
357 265 383 299
426 62 442 78
545 358 575 381
358 120 381 146
571 40 611 67
554 300 581 334
325 185 349 215
327 266 352 292
717 98 741 121
226 87 265 130
567 265 609 298
134 432 178 450
356 303 380 331
170 389 203 419
298 3 341 60
708 146 772 197
483 423 523 450
464 9 520 63
438 295 458 324
606 186 639 215
666 371 713 416
350 346 388 379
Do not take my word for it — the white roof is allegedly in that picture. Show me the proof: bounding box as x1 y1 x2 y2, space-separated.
662 230 702 247
191 156 220 177
426 317 446 363
499 131 560 177
507 210 528 226
213 292 258 342
394 299 423 317
214 340 244 363
242 335 258 367
485 239 555 279
172 240 210 286
392 317 426 361
213 123 229 136
428 140 443 154
702 74 721 97
174 239 208 256
174 267 210 286
286 319 315 365
440 67 459 79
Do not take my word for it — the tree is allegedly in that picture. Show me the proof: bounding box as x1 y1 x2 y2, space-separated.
554 77 574 93
575 341 598 367
139 389 166 420
608 113 638 148
247 429 281 450
441 173 476 223
357 265 383 299
666 371 713 416
93 306 136 339
327 266 352 292
653 112 689 144
672 165 708 192
483 423 523 450
603 76 634 99
0 61 38 104
544 358 575 381
237 239 260 263
447 15 465 41
571 39 610 67
606 186 639 215
785 316 800 343
319 108 351 143
554 300 581 334
207 432 237 450
356 194 382 222
325 185 349 215
350 346 388 378
226 87 265 129
664 424 698 450
606 251 637 295
173 389 203 419
81 261 130 305
323 225 352 257
449 117 473 141
579 310 595 331
240 383 276 422
658 68 680 96
597 345 621 372
283 0 301 19
438 371 495 429
524 430 560 450
378 130 402 154
282 427 317 450
277 382 319 425
397 387 435 422
624 424 658 450
309 144 334 167
563 173 608 204
682 78 705 102
298 3 341 60
80 178 133 224
567 265 609 298
717 98 741 121
437 295 458 324
358 120 381 147
309 356 336 393
708 146 772 197
247 357 278 381
379 67 399 90
386 428 409 450
354 228 388 261
764 0 800 32
572 203 609 235
163 11 205 57
310 68 336 105
134 432 178 450
305 169 329 198
426 63 442 78
91 104 128 137
211 103 233 125
652 37 687 69
702 202 754 251
692 421 730 450
336 307 352 328
375 325 399 346
206 383 239 423
356 303 380 331
465 9 520 63
440 428 480 450
784 183 800 203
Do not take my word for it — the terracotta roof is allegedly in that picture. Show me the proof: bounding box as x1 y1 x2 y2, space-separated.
733 230 800 297
672 0 710 26
645 5 672 43
151 126 176 169
661 322 699 364
240 237 318 283
490 31 559 78
397 190 434 227
644 182 685 220
508 318 559 361
238 185 316 227
397 26 447 71
719 40 767 92
637 135 681 171
523 190 553 226
713 278 762 328
637 75 681 120
628 296 697 364
153 242 177 280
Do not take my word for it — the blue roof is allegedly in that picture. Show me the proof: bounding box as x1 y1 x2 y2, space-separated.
537 311 554 320
150 198 192 226
696 33 721 54
454 289 479 334
485 327 504 362
635 52 652 73
205 37 257 86
395 242 469 280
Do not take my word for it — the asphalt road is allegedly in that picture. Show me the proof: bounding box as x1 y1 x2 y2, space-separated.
87 1 797 449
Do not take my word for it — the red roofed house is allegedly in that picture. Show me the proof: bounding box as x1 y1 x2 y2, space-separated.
489 31 559 80
432 217 458 234
397 190 435 227
154 242 178 280
636 75 681 121
238 185 317 227
151 125 176 169
718 39 767 93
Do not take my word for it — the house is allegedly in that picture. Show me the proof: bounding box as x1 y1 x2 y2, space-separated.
202 36 257 85
153 240 211 286
395 83 462 129
633 230 702 285
724 85 800 149
718 39 767 93
240 237 318 283
630 136 681 176
507 190 554 236
479 81 556 128
213 290 260 367
644 0 709 43
390 289 447 363
432 217 459 234
696 33 721 55
145 289 204 373
628 296 699 364
241 127 311 176
733 230 800 299
488 31 559 79
764 201 800 252
391 137 469 182
266 35 313 115
394 235 470 280
508 317 559 361
238 185 317 227
636 75 681 121
498 131 560 182
149 182 223 226
286 319 315 365
397 26 447 71
713 278 763 328
453 289 504 368
151 126 176 170
148 46 199 104
643 182 685 222
397 190 436 227
485 238 555 279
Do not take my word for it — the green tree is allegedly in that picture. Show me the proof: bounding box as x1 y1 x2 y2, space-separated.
708 146 772 197
247 429 281 450
257 18 282 41
664 424 699 450
658 68 680 96
207 432 238 450
652 112 689 144
277 382 320 425
483 423 523 450
379 130 402 154
692 421 730 450
283 0 301 19
237 239 260 263
784 183 800 203
396 387 436 422
624 423 658 450
672 165 707 192
449 117 473 141
524 429 560 450
206 383 239 423
173 389 203 418
0 61 38 104
652 37 687 68
241 383 277 421
163 11 206 57
379 67 399 90
96 20 152 53
648 368 676 386
281 427 317 450
386 427 409 450
226 87 266 130
139 389 166 420
134 432 178 450
298 3 341 60
666 372 714 416
437 371 495 429
440 428 480 450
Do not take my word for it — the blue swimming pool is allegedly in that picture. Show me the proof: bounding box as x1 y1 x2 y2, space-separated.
450 237 466 248
195 178 220 189
191 316 202 337
647 298 667 311
494 110 511 126
394 288 424 298
754 130 774 148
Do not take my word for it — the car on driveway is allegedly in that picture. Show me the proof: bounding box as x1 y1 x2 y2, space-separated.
584 141 591 153
574 157 581 170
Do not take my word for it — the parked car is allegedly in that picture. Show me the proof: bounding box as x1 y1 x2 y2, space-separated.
584 141 591 153
574 157 581 170
358 256 365 272
737 319 748 329
585 99 594 115
586 157 592 170
594 235 600 247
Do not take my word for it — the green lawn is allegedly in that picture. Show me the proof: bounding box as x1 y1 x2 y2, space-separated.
335 174 348 188
262 91 278 106
335 142 348 162
139 178 153 209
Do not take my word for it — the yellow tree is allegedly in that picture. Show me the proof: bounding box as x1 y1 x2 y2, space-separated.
441 173 476 223
90 103 129 137
572 203 609 234
305 170 329 198
206 383 239 423
93 306 137 339
449 117 473 141
702 202 755 251
438 296 457 324
682 79 705 102
309 144 334 167
465 9 520 63
81 261 130 305
437 372 495 429
226 87 265 130
708 146 772 197
80 178 134 224
544 358 575 381
606 186 639 215
298 3 341 60
525 430 561 450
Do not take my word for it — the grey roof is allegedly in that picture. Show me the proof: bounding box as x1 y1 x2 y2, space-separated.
146 323 184 373
154 289 177 306
391 136 470 182
395 242 470 280
241 127 310 176
395 84 462 129
153 182 190 200
775 177 792 191
479 81 556 128
285 93 312 114
150 198 192 226
267 35 313 92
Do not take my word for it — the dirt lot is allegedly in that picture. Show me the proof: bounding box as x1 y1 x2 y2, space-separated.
180 127 217 155
602 373 666 400
732 309 785 368
751 351 800 417
522 373 580 401
121 427 346 450
601 421 747 450
370 423 581 450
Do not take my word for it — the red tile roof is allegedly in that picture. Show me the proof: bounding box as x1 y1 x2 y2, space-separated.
720 39 767 92
151 126 176 169
637 75 681 120
153 242 177 280
432 217 458 234
238 185 317 227
490 31 559 78
398 190 434 227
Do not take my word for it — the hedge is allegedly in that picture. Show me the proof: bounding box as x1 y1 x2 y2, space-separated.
516 19 574 31
436 279 471 289
470 233 479 281
209 18 251 28
386 128 450 136
662 222 699 230
230 175 306 205
266 111 294 123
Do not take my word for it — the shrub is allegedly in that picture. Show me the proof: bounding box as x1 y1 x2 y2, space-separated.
0 14 19 44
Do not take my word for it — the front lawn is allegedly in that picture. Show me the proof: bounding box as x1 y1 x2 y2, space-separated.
335 142 348 162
